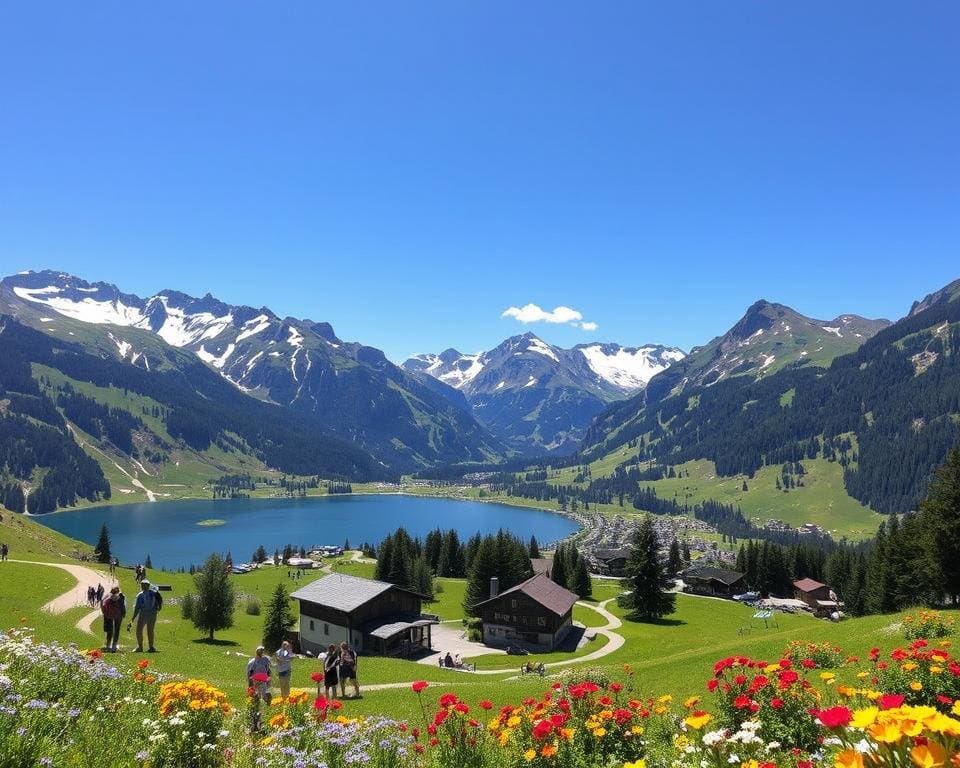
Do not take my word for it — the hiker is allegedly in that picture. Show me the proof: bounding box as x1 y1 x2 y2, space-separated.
275 640 293 699
246 645 272 704
87 585 95 607
95 583 104 604
323 643 339 700
130 579 162 653
101 585 126 652
0 542 8 561
444 651 454 668
338 641 360 698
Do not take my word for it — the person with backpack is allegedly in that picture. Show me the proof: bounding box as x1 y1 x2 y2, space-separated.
101 585 126 652
130 579 162 652
338 641 360 698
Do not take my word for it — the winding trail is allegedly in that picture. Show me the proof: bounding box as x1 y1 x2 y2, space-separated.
9 559 117 634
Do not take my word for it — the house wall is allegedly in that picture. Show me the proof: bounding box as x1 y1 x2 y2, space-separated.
299 615 351 656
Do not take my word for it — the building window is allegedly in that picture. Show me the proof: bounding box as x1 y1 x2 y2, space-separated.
511 599 518 609
310 620 315 631
537 617 547 627
324 623 329 635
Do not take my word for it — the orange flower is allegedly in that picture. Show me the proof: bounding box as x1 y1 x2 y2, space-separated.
836 750 865 768
911 743 946 768
540 743 557 758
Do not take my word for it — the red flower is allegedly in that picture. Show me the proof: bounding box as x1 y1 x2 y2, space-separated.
771 698 784 710
313 696 328 710
311 671 323 683
439 693 459 708
454 702 470 714
331 700 342 710
801 659 816 669
707 679 719 692
137 659 150 670
778 669 799 687
434 710 449 726
246 686 255 697
912 639 929 650
551 682 562 690
414 744 424 754
252 672 270 683
815 706 852 728
429 737 438 747
878 694 905 711
734 695 752 709
734 674 748 687
412 680 429 693
532 720 554 740
798 761 813 768
891 648 908 661
609 682 623 693
869 647 880 661
479 700 493 710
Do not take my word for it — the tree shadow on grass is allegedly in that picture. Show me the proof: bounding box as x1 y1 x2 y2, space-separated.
627 617 687 627
191 637 240 647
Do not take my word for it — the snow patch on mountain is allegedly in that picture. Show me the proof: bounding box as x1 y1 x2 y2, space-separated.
822 326 842 337
14 285 145 326
196 343 236 369
579 345 685 391
527 338 559 362
236 314 271 342
287 326 304 349
108 332 132 359
153 295 233 347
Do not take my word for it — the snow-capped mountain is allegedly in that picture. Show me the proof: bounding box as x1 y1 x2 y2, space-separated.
1 270 503 472
403 333 684 453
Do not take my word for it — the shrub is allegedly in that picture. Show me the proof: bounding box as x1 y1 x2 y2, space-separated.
180 591 195 620
245 598 261 616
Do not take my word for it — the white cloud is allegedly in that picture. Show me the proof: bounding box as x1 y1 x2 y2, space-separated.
502 303 583 324
501 303 598 331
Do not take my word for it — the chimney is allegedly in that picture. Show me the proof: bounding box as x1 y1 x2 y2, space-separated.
489 577 499 599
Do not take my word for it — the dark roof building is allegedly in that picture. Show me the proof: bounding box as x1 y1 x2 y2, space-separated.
793 578 838 614
684 566 745 597
591 548 631 576
476 574 579 652
292 573 435 657
530 558 552 577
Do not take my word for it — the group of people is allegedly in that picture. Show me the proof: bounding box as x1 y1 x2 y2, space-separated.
287 569 306 581
97 579 163 653
0 542 8 561
87 583 106 607
440 651 464 669
133 563 148 583
245 641 361 704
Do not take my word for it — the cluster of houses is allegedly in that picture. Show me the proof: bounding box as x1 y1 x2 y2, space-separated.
291 571 579 658
681 566 841 617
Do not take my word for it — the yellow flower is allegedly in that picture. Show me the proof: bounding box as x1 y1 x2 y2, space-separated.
910 681 924 692
259 735 274 746
836 749 865 768
911 742 947 768
498 731 510 747
559 727 574 741
684 712 714 730
903 663 919 672
657 695 673 705
624 761 646 768
524 749 536 762
870 720 904 743
820 672 836 682
851 707 879 729
684 696 700 709
507 715 522 728
593 727 607 737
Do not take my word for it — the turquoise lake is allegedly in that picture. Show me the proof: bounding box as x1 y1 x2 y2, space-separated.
34 494 579 570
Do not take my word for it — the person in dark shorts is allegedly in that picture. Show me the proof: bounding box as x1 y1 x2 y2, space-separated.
323 643 339 700
338 641 360 698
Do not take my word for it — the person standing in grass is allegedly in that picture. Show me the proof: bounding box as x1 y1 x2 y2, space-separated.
246 645 272 704
101 586 125 652
323 643 339 700
275 640 293 699
131 579 161 652
338 641 360 698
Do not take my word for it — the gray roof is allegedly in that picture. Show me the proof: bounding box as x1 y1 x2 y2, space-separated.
363 617 435 640
686 566 745 585
291 573 405 613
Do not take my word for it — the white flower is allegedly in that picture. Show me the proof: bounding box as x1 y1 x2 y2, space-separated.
728 755 741 764
703 730 727 747
854 739 872 754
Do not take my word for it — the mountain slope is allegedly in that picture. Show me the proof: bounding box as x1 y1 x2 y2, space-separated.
1 271 504 472
404 333 684 454
581 282 960 516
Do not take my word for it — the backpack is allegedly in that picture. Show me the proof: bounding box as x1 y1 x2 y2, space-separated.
101 596 121 620
152 589 163 612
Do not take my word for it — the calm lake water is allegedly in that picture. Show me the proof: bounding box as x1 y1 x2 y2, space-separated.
34 494 579 570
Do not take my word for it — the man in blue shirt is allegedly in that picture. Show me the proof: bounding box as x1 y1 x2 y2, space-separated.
131 579 161 652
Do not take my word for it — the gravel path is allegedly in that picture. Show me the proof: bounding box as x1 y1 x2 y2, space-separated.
8 559 117 634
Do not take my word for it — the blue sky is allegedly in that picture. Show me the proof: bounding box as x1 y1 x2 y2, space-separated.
1 3 957 361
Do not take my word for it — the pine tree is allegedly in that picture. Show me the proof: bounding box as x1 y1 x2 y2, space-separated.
667 539 682 575
412 555 434 599
917 447 960 604
619 516 676 621
529 535 541 559
681 540 691 563
262 582 294 652
463 538 498 616
571 554 592 598
550 543 569 588
192 553 235 641
144 554 153 570
95 524 112 564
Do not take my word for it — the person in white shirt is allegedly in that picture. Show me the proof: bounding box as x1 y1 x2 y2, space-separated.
275 640 293 698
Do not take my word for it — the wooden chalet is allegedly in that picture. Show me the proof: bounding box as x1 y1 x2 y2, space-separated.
591 548 631 577
684 566 745 597
291 573 435 657
793 578 839 616
476 573 578 652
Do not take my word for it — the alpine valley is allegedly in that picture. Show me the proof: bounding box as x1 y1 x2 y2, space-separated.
1 267 959 537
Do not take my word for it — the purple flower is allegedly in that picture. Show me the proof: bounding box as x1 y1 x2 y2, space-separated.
135 750 149 762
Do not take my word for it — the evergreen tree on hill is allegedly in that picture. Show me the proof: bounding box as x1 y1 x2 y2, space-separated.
95 524 112 564
192 553 235 641
619 515 676 621
571 553 592 598
667 539 682 575
262 582 295 652
550 543 569 588
529 535 541 559
917 447 960 604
